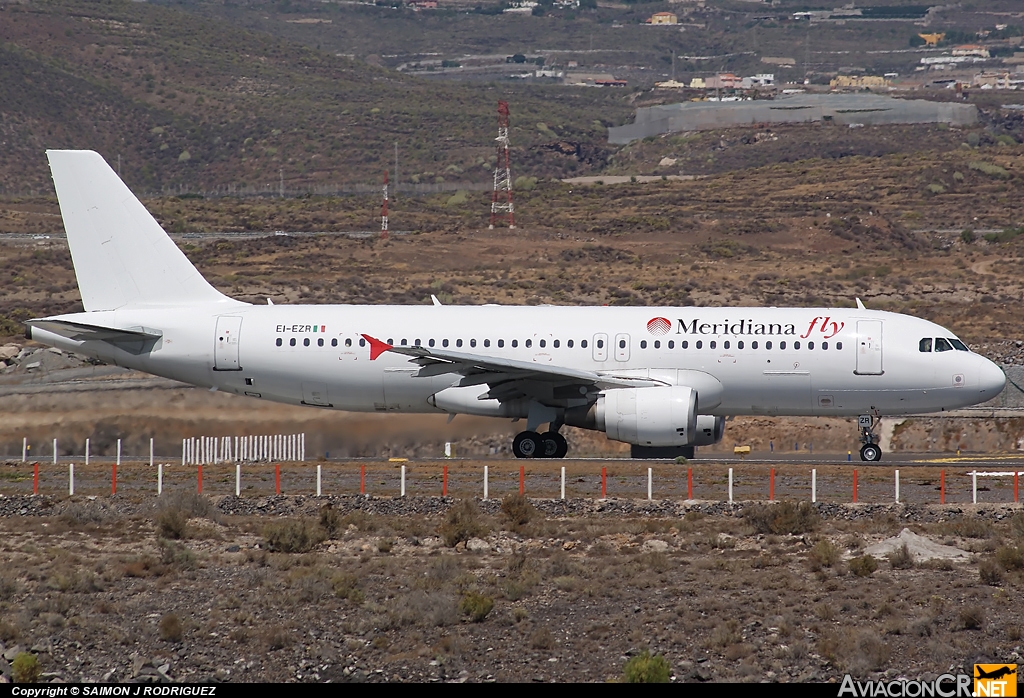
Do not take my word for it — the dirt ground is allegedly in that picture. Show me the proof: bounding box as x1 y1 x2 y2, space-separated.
0 492 1021 683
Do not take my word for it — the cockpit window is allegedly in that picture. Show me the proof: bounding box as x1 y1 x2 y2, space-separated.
949 338 969 352
934 338 953 352
919 338 932 353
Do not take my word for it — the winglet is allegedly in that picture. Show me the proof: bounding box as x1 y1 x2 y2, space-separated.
856 297 866 310
431 294 442 307
361 334 392 360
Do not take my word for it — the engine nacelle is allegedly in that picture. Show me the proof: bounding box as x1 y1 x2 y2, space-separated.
691 415 726 446
596 386 697 447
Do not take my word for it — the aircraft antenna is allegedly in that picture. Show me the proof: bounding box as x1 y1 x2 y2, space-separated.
381 170 389 239
489 100 516 229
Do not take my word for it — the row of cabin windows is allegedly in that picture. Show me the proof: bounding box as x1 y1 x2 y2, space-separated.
641 339 842 351
273 336 842 351
919 338 969 353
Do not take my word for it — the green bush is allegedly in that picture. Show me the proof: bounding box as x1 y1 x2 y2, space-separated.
459 591 493 622
262 519 326 553
12 652 41 683
809 539 841 568
622 650 671 683
849 554 878 577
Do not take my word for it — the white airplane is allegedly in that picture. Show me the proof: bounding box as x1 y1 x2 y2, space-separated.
26 151 1006 461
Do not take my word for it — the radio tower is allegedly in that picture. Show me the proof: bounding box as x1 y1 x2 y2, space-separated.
489 101 515 229
381 170 389 239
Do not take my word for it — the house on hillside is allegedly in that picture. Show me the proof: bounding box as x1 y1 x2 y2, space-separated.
952 45 991 58
647 12 678 25
830 75 888 89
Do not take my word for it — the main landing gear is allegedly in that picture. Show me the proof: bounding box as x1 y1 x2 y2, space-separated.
858 414 883 462
512 430 568 459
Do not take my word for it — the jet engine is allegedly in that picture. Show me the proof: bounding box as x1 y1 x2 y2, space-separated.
691 415 726 446
594 386 698 447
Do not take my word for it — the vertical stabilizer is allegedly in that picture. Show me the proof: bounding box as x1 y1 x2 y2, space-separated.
46 150 237 311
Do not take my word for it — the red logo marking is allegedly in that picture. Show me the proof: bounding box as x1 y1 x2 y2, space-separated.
647 317 671 335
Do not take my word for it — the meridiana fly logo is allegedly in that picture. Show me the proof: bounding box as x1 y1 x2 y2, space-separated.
647 317 671 335
974 664 1017 697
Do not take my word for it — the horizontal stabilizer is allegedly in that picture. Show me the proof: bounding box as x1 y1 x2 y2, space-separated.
27 319 162 355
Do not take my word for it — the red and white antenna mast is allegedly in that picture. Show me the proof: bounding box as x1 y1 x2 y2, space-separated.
381 170 389 239
489 100 515 229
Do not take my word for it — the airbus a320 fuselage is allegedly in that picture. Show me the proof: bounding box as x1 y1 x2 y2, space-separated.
26 151 1006 461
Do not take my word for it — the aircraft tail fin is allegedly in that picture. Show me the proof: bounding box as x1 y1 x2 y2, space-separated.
45 150 237 311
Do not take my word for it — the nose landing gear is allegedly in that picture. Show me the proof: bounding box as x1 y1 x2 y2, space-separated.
858 414 882 462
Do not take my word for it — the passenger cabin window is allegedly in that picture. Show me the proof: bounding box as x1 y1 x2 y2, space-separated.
318 338 324 347
539 340 546 348
429 339 435 347
723 341 729 350
737 341 743 350
919 338 932 353
935 338 953 352
837 342 843 350
710 341 717 350
640 340 648 349
498 340 505 348
332 338 338 347
581 340 588 348
290 338 296 346
276 338 282 347
596 339 604 349
567 340 574 348
484 339 491 348
359 338 366 347
456 339 463 348
654 341 660 349
345 338 352 347
512 340 518 348
696 341 703 349
525 339 532 348
470 339 477 348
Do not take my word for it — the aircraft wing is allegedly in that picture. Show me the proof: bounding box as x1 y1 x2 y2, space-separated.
27 319 163 354
362 334 663 404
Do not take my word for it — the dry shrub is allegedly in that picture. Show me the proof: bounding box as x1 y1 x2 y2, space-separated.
332 573 364 603
744 501 818 535
1010 512 1024 539
809 539 840 569
263 625 292 650
979 560 1004 586
262 518 325 553
818 629 890 674
439 500 488 547
459 591 493 622
995 545 1024 571
500 493 535 528
155 492 216 539
887 543 914 570
849 554 878 577
319 503 342 538
158 613 183 642
959 605 985 630
123 557 167 578
940 518 992 539
530 627 555 650
59 500 118 527
0 620 18 643
159 540 197 569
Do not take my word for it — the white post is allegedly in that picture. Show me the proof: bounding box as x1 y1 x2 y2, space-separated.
972 471 977 504
69 463 74 496
150 438 154 468
234 436 239 463
53 438 57 465
300 433 305 462
895 469 900 503
560 466 566 500
22 437 26 462
158 463 163 496
182 438 186 466
445 442 451 458
812 469 817 503
728 467 734 504
116 438 121 467
85 438 90 466
235 463 240 497
483 466 489 501
401 465 406 497
316 464 322 497
648 467 652 501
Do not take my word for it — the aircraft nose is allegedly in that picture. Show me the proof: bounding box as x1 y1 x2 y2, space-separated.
978 356 1006 401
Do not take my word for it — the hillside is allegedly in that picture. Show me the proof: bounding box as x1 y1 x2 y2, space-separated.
0 0 628 194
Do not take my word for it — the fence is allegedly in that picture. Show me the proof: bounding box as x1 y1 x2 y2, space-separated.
181 434 305 465
4 462 1021 506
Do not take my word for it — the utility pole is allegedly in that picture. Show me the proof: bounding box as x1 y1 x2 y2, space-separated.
489 101 515 230
393 142 398 202
279 169 284 198
381 171 389 240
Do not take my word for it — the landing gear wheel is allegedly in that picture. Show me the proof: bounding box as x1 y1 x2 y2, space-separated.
860 443 882 462
539 432 568 459
512 431 542 459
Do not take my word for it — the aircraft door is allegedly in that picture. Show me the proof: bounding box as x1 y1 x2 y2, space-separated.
214 316 242 371
855 320 883 375
593 333 608 362
614 333 631 362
